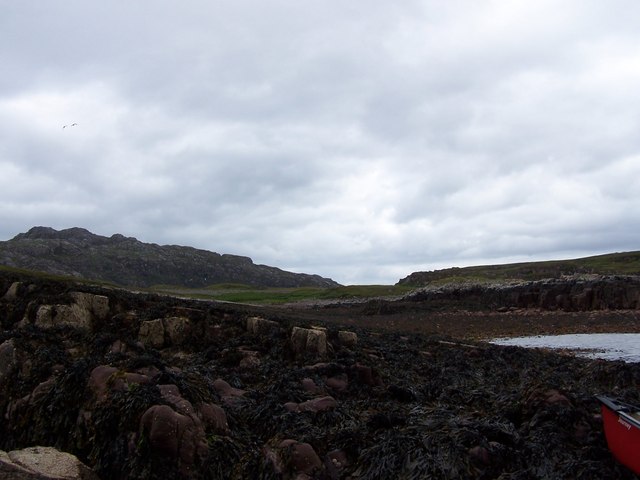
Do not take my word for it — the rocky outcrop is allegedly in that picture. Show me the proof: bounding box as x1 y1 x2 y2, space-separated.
138 317 191 348
338 330 358 347
402 275 640 312
2 281 21 301
20 292 109 331
246 316 280 335
291 326 327 358
0 446 98 479
0 226 340 288
398 251 640 286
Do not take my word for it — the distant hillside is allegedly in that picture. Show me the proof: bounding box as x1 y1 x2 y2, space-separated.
398 251 640 286
0 226 339 288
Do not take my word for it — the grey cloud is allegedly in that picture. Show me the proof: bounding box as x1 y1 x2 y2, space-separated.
1 1 640 284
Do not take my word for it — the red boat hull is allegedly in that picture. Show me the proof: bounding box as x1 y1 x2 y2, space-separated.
597 395 640 475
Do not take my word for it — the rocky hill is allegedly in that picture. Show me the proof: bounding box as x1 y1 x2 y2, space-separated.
398 251 640 286
0 227 339 289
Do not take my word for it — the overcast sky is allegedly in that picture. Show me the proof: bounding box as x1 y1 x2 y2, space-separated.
1 1 640 285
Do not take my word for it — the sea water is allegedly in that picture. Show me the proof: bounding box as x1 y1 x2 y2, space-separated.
491 333 640 363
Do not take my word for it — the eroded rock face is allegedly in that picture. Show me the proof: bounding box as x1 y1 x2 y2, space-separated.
0 446 99 479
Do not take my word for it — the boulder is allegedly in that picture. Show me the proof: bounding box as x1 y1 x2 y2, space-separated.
246 316 280 335
0 446 99 479
325 449 349 479
70 292 110 321
212 378 246 405
278 440 323 477
34 304 92 330
301 378 323 394
138 319 165 348
139 404 209 474
87 365 150 402
338 331 358 348
2 281 22 301
198 402 230 435
163 317 191 346
0 339 17 387
27 292 109 331
291 327 327 358
325 375 348 392
138 317 191 348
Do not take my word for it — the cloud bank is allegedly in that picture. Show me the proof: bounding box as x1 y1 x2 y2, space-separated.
1 1 640 284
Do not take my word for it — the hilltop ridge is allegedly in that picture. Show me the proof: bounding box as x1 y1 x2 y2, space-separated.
398 251 640 286
0 226 339 289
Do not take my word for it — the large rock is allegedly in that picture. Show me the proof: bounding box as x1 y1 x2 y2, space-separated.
70 292 109 321
338 331 358 348
139 404 209 475
34 304 91 330
28 292 109 331
246 316 280 335
291 327 327 358
138 317 191 348
87 365 151 402
164 317 191 346
2 281 22 301
138 319 165 348
0 446 99 479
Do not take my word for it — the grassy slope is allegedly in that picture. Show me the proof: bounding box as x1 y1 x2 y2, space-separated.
398 251 640 286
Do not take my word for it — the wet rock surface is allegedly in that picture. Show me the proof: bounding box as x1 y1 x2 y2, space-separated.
1 271 639 479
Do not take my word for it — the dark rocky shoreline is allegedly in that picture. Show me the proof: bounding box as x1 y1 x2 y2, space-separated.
1 271 639 479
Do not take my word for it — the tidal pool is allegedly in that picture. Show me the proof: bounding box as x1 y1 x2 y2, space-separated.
491 333 640 362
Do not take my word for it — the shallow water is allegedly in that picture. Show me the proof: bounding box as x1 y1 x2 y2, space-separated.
491 333 640 362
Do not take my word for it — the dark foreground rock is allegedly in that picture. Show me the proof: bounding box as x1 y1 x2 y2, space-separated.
1 271 639 479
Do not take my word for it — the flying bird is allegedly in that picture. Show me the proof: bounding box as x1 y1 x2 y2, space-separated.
62 123 78 129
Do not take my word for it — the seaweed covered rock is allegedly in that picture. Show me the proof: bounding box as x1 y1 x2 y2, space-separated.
139 404 209 475
1 269 640 479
